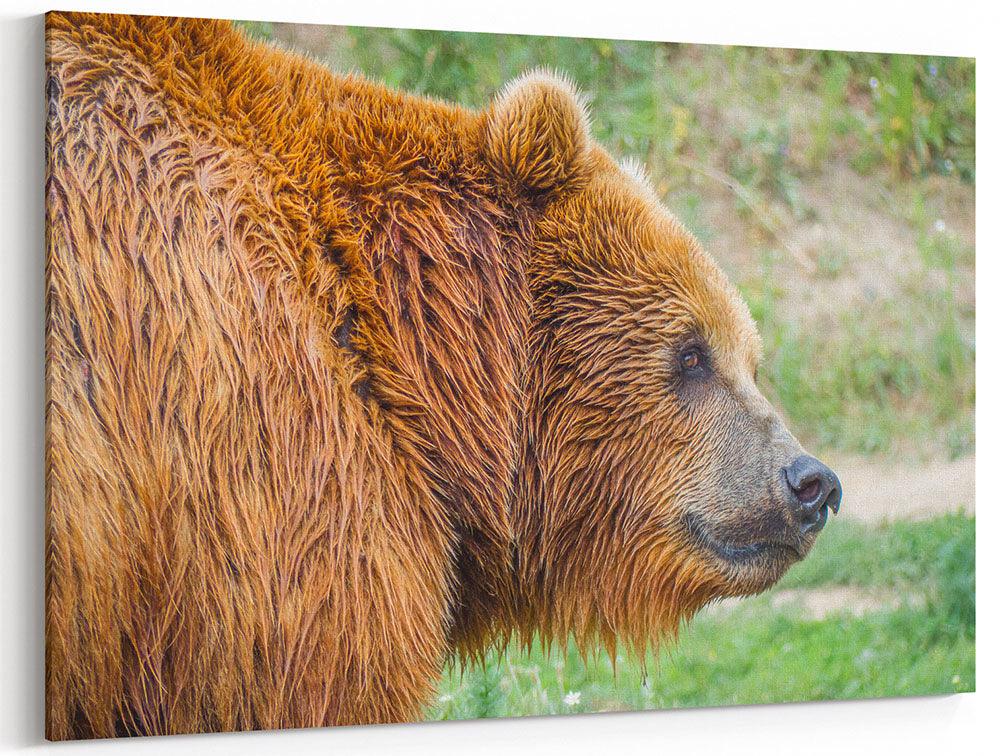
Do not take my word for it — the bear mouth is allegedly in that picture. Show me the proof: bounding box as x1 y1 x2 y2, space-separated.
683 512 805 565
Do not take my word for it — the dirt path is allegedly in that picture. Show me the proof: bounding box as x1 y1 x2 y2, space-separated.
830 454 975 523
705 586 926 621
768 586 926 620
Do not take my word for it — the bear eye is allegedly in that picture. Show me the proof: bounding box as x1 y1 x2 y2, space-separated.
679 347 705 374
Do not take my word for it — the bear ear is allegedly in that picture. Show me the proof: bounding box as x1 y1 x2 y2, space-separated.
483 70 590 194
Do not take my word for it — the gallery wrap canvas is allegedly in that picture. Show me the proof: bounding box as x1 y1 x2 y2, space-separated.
44 10 975 741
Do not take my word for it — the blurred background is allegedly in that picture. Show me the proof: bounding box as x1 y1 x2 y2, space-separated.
238 21 975 716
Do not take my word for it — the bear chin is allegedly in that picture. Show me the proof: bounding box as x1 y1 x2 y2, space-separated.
682 510 816 591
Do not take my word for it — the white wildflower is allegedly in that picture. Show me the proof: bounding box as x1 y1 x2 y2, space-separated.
934 219 947 233
563 691 581 707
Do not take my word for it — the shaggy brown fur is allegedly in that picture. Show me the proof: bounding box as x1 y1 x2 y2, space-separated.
45 12 822 740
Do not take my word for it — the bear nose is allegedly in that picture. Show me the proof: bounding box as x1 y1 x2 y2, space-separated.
782 455 842 535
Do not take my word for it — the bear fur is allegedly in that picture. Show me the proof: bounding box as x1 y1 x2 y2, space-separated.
45 12 817 739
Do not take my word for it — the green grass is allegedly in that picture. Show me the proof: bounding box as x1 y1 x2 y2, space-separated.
432 610 973 719
740 228 974 457
781 513 974 593
431 514 974 719
752 305 974 457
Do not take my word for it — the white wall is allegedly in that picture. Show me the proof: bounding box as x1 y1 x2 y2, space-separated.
1 1 994 753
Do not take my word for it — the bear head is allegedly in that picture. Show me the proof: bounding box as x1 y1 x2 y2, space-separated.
483 71 842 652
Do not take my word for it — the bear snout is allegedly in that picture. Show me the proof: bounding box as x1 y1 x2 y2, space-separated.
782 455 843 535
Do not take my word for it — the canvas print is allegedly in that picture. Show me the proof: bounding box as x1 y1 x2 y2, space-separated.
44 10 975 740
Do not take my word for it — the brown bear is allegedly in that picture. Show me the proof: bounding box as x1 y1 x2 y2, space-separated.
44 11 842 740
